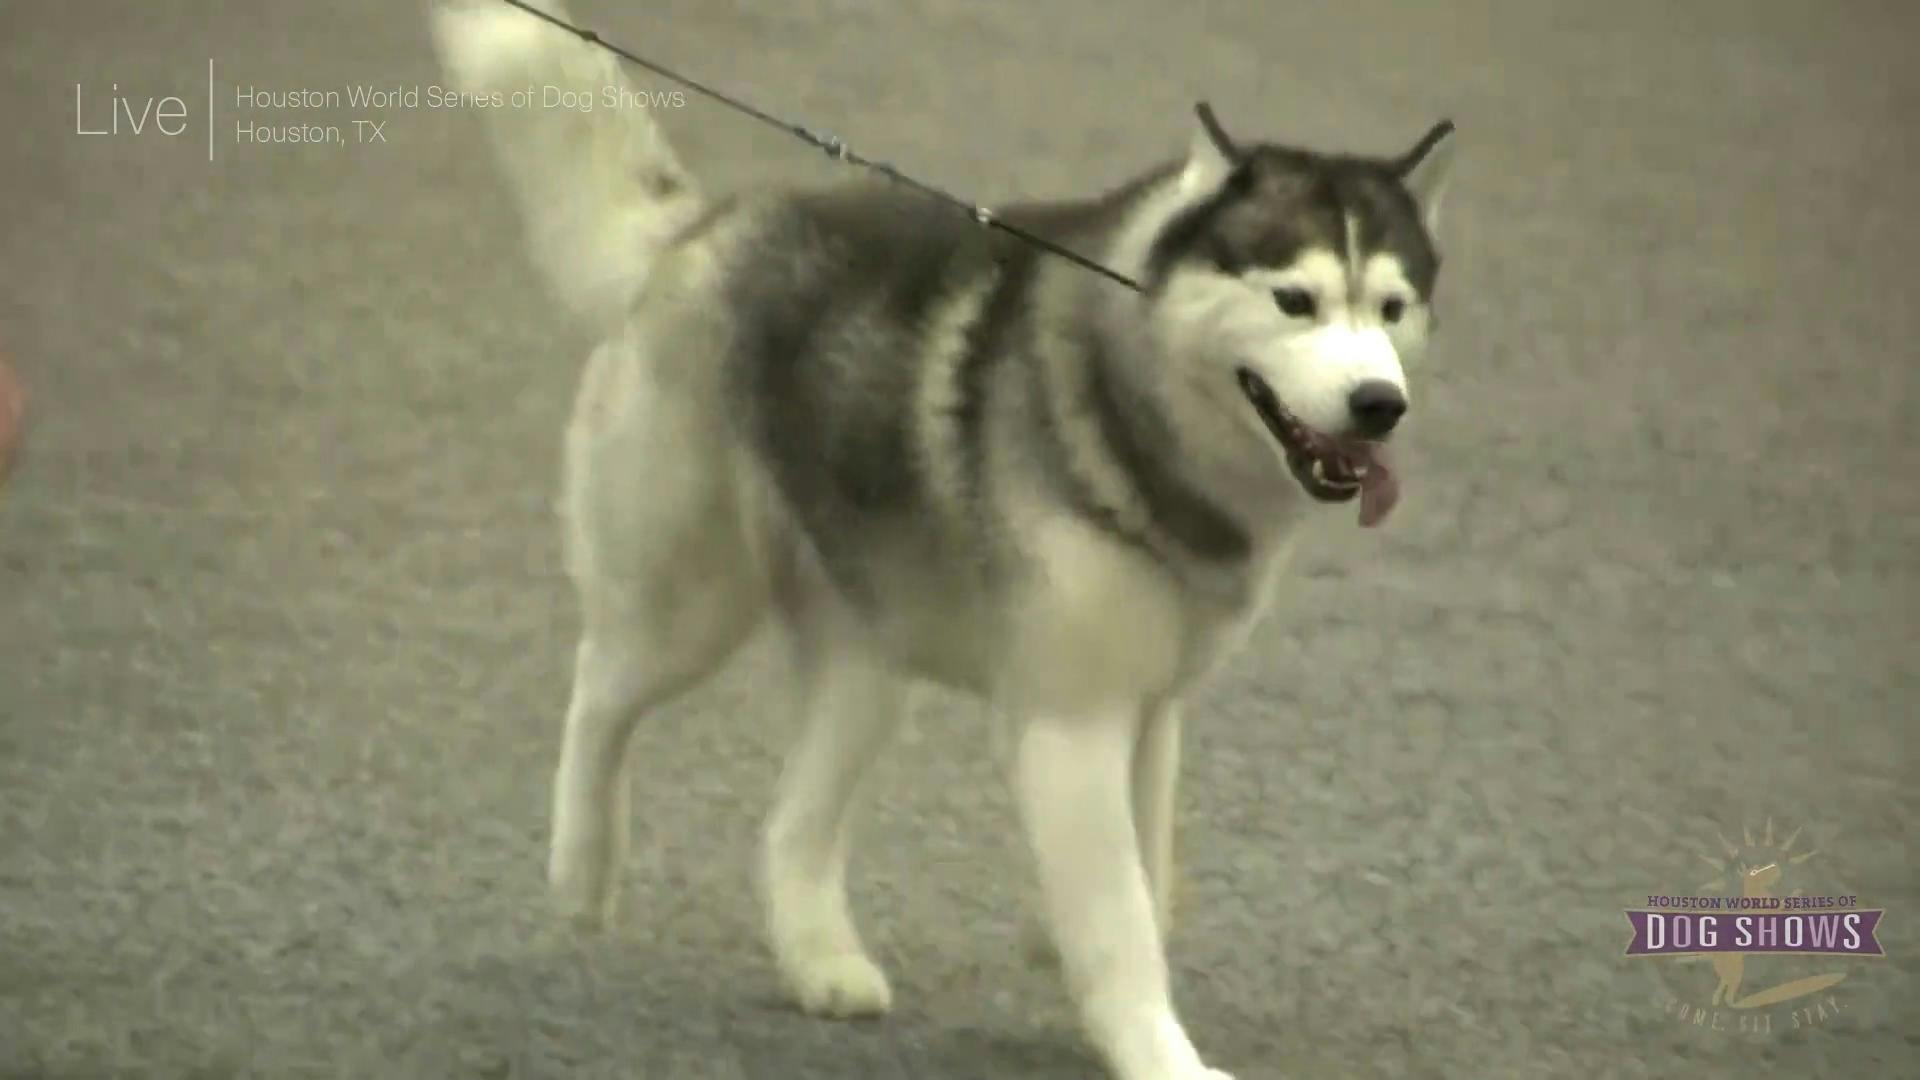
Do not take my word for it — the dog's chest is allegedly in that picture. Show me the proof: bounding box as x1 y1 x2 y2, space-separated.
1166 538 1297 689
996 517 1296 710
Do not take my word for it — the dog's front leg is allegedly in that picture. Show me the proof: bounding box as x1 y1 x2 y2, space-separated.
1133 700 1181 937
1014 710 1232 1080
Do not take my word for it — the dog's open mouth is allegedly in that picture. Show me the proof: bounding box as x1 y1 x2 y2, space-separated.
1236 368 1401 528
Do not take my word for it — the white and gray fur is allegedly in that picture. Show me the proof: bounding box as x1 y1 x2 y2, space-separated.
432 4 1455 1078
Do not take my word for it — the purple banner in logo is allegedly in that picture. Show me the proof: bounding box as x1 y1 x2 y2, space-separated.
1624 910 1884 956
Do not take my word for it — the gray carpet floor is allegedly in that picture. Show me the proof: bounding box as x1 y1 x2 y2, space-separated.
1 1 1914 1077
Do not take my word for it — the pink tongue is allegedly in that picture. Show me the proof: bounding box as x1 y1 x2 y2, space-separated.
1357 452 1399 528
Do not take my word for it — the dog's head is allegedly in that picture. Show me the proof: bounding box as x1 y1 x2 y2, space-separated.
1123 104 1454 527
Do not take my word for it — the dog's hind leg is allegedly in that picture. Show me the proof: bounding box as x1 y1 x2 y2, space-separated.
547 590 753 931
759 579 907 1019
547 336 765 932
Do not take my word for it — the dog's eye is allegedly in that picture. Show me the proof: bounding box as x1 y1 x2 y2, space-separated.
1272 288 1316 319
1381 297 1407 324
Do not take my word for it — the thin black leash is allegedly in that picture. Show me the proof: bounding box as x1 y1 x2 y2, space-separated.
493 0 1146 293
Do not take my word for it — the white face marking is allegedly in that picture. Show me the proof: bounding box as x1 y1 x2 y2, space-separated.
1362 251 1433 366
1361 252 1415 314
1155 246 1425 443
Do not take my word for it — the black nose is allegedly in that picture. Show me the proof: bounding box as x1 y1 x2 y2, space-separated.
1347 380 1407 438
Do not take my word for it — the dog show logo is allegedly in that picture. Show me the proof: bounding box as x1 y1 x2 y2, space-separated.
1625 817 1886 1037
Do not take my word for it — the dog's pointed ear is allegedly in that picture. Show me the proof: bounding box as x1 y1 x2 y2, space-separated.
1394 119 1456 235
1179 100 1241 197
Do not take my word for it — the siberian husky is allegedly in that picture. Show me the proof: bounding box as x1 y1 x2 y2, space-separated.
431 3 1455 1077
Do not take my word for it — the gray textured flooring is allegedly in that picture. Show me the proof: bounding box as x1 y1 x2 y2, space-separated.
1 2 1914 1078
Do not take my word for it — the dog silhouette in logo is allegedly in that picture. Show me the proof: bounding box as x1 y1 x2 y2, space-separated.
1695 822 1847 1010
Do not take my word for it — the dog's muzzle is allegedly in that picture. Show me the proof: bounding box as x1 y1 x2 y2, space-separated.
1235 367 1401 527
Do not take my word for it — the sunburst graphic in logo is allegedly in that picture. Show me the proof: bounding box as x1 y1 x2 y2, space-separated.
1680 817 1849 1009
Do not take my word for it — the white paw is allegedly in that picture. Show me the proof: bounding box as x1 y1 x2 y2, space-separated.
781 950 894 1018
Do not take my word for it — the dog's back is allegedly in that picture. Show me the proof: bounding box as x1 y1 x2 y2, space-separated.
710 187 1038 633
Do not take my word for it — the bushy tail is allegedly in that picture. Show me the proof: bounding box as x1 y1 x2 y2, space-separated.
429 0 702 329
